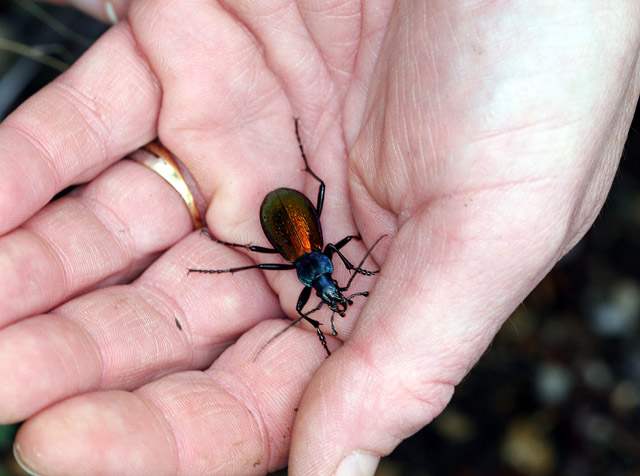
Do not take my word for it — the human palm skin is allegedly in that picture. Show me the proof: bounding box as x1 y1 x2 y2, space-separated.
0 1 638 475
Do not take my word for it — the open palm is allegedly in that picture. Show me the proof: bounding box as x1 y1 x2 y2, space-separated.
1 1 638 475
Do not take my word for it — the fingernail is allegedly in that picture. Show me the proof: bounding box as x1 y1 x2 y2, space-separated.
334 452 380 476
13 443 42 476
105 2 118 24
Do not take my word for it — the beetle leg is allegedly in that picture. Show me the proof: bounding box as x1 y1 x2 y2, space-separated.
325 245 380 277
303 309 331 356
295 286 312 314
340 235 386 291
325 235 361 258
295 288 327 333
292 287 331 356
329 291 369 338
251 313 307 361
330 311 338 336
188 263 295 274
315 327 331 356
294 118 326 218
199 228 279 254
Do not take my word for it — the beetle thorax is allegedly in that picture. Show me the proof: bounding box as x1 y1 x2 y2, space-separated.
295 251 333 287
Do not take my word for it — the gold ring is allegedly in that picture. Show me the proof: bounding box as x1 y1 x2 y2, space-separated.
129 141 204 229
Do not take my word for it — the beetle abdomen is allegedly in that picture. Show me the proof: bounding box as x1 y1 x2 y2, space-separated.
260 188 323 262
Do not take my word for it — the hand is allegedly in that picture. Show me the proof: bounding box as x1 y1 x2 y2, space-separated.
2 1 638 475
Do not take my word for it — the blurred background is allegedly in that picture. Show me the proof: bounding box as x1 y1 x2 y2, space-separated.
0 2 638 475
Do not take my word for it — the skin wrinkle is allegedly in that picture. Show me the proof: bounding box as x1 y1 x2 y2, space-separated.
2 121 62 200
471 107 586 141
213 1 308 116
123 22 163 98
404 134 577 219
260 3 342 127
46 310 105 389
96 26 160 104
396 16 620 219
405 26 424 115
48 80 111 176
426 192 566 264
204 367 273 470
341 7 390 144
325 39 359 81
57 317 103 392
436 174 556 204
73 193 135 261
443 8 463 64
288 1 339 96
393 379 455 427
132 3 267 129
55 310 113 391
25 193 131 295
337 339 456 460
56 289 179 389
94 24 162 154
132 283 194 364
299 2 361 84
228 71 284 124
397 175 538 226
19 226 71 299
374 86 406 214
359 303 475 401
153 4 298 149
370 198 561 368
135 392 181 474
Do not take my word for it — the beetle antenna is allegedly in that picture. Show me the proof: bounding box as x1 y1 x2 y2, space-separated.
252 315 305 362
330 311 338 336
343 234 386 291
252 300 326 362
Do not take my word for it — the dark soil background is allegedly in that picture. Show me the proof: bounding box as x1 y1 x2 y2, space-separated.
1 2 638 475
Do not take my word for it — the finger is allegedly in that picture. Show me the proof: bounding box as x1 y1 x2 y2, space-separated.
15 390 178 476
218 0 343 127
289 216 466 476
0 160 193 328
13 323 327 476
0 232 281 423
289 192 571 475
129 0 352 233
130 0 296 203
0 21 160 234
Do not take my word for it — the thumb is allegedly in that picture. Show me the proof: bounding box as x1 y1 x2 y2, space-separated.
287 212 518 476
287 164 582 475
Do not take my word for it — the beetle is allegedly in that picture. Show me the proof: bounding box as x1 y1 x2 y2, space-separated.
188 119 382 356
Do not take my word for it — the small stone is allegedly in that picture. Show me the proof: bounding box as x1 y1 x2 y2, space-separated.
501 417 556 476
535 363 573 406
581 359 613 392
433 407 476 444
588 280 640 337
610 380 640 414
